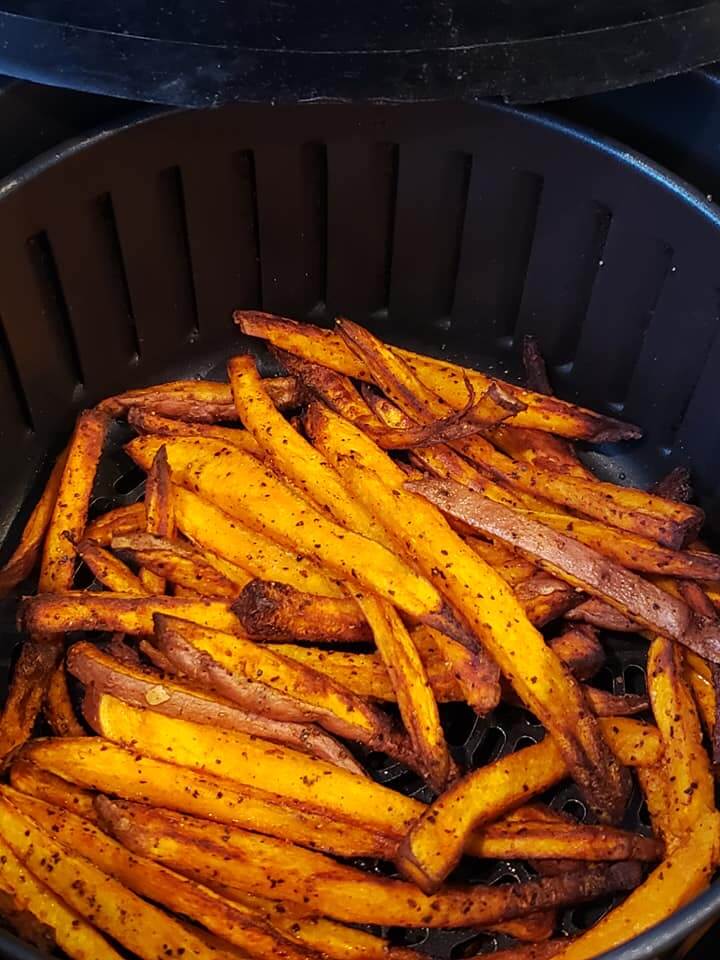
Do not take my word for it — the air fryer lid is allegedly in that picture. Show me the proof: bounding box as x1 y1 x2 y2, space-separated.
1 102 720 960
0 0 720 106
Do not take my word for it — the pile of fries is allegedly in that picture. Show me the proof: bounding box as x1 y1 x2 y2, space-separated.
0 311 717 960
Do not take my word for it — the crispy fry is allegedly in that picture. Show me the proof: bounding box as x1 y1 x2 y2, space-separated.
44 664 84 737
153 615 413 763
114 533 248 599
129 407 263 455
0 885 56 954
67 641 365 774
9 790 323 960
100 375 302 419
565 598 638 632
515 574 581 627
0 641 63 765
173 485 343 597
646 636 714 847
521 335 553 395
76 538 146 593
651 465 693 502
85 502 146 545
395 718 661 893
308 404 629 822
140 444 175 594
9 758 98 822
126 436 460 636
0 833 122 960
21 591 243 636
548 626 604 682
409 477 720 661
0 448 68 596
236 312 640 441
0 789 237 960
555 810 720 960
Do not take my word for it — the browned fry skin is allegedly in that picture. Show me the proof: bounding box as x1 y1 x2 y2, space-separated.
565 598 639 633
514 575 582 627
66 641 365 775
235 311 641 441
140 445 174 594
0 641 63 764
44 664 85 737
408 477 720 662
0 447 68 596
101 796 643 929
234 579 371 642
548 626 605 682
76 539 146 594
128 407 264 456
650 466 693 502
85 502 146 545
153 614 416 768
9 758 98 822
522 335 553 396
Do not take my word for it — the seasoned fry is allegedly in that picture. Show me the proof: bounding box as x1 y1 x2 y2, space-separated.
651 465 693 501
9 790 324 960
114 533 248 599
9 758 98 822
0 641 63 765
67 641 366 774
235 579 370 641
129 407 263 455
21 591 243 636
0 447 67 596
76 538 146 593
514 574 581 627
409 477 720 661
308 404 629 822
173 485 344 597
126 436 462 637
565 598 638 632
44 664 85 737
154 615 413 763
236 311 640 441
103 797 643 929
0 789 238 960
0 833 122 960
548 626 604 682
555 810 720 960
140 444 174 594
85 501 146 544
395 717 661 893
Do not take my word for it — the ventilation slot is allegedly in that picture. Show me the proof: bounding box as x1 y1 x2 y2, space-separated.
96 193 140 359
0 315 33 432
162 166 199 342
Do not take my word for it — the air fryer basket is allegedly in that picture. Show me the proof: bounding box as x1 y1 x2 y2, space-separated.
1 101 720 960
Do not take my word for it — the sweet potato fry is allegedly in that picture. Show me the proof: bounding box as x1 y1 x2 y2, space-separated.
126 436 460 635
173 485 343 597
153 615 413 763
548 626 604 682
236 311 641 441
102 797 642 929
555 810 720 960
9 758 98 822
76 538 146 593
235 579 370 641
479 943 568 960
0 832 122 960
0 447 68 596
650 465 693 501
409 477 720 661
565 598 638 632
514 574 581 627
9 790 323 960
308 404 629 822
67 641 365 774
100 375 301 420
140 444 174 594
114 533 248 599
21 591 243 636
85 502 146 545
395 717 661 893
44 664 84 737
0 641 63 765
467 537 538 585
646 636 715 847
129 407 263 456
0 789 237 960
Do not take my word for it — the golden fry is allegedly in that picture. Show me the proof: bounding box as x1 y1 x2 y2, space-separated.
76 538 146 593
9 758 98 822
140 444 174 594
85 502 146 545
129 407 263 455
44 664 84 737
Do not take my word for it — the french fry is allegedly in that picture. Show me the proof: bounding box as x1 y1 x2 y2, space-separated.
21 591 243 636
126 436 462 637
548 626 604 682
395 717 661 893
173 485 344 597
307 404 629 823
153 615 413 764
236 311 640 441
114 533 248 599
651 466 693 502
76 538 146 593
44 664 85 737
0 641 63 765
68 641 365 774
0 833 122 960
235 579 370 641
0 447 68 596
646 636 715 847
85 502 146 545
555 810 720 960
409 477 720 662
514 574 581 627
129 407 263 456
8 790 324 960
102 797 643 929
140 444 175 594
9 758 98 822
0 789 238 960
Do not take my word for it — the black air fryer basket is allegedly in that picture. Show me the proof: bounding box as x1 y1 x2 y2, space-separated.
1 102 720 960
